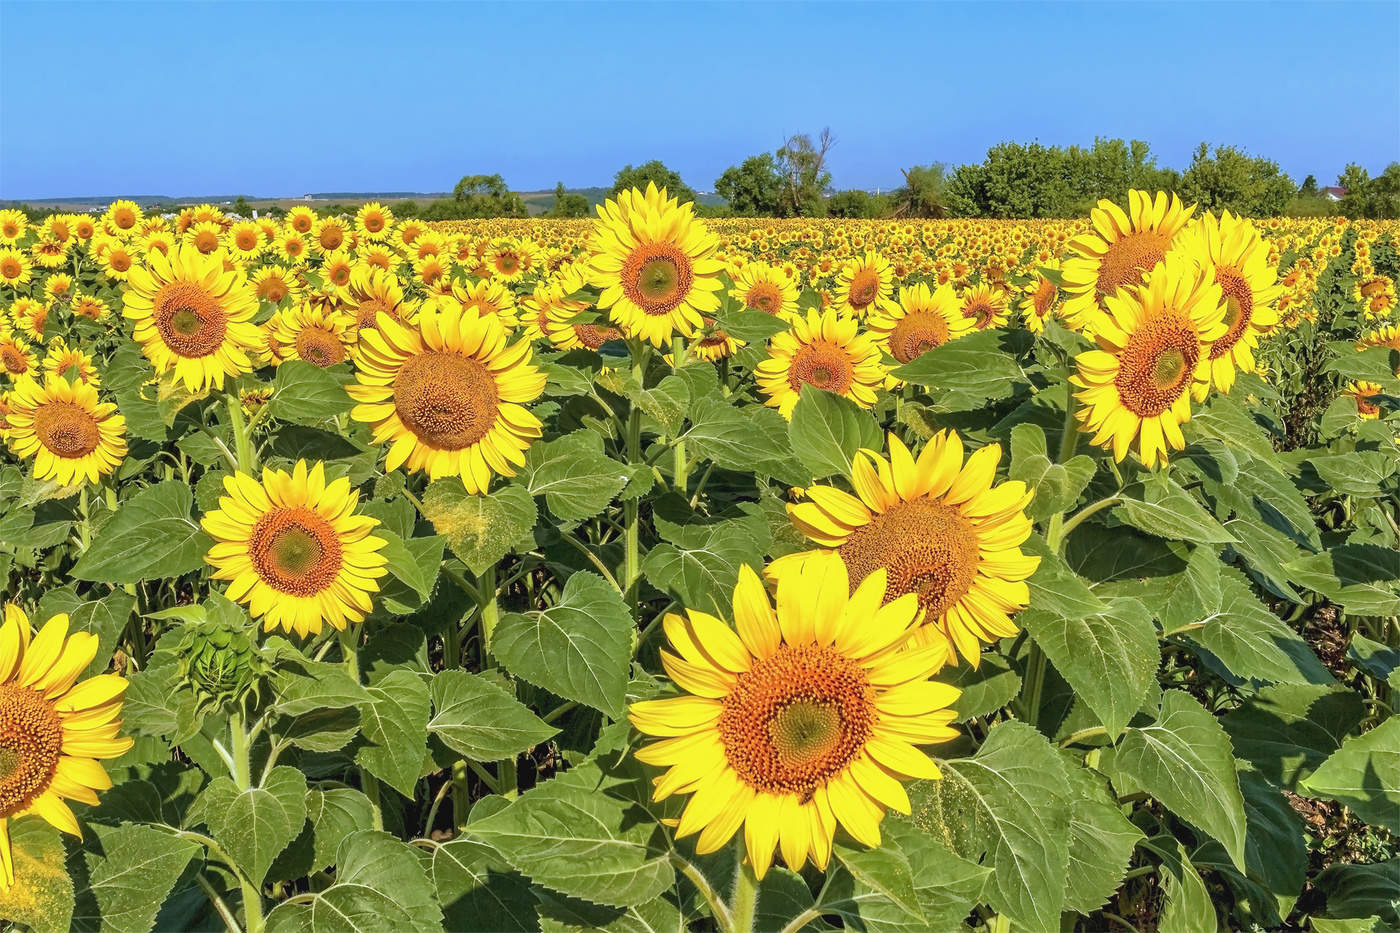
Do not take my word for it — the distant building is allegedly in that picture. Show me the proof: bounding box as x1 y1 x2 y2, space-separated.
1322 187 1349 202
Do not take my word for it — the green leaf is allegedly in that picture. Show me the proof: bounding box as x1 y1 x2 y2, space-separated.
72 822 201 933
1298 717 1400 833
429 670 557 760
890 329 1024 399
627 373 690 435
1061 761 1144 915
1022 596 1158 737
355 668 431 797
534 891 689 933
907 720 1071 932
35 587 134 678
304 786 376 874
788 386 883 479
643 518 766 618
432 838 537 933
1142 835 1218 933
1009 423 1096 522
943 653 1021 721
1197 770 1308 928
1307 451 1398 498
1348 633 1400 681
1102 690 1248 871
466 765 674 908
684 398 805 485
833 843 924 923
1024 534 1108 619
199 766 309 885
1287 545 1400 616
1315 859 1400 925
72 481 213 583
268 360 354 424
266 830 443 933
1186 566 1330 685
1221 684 1365 790
0 818 74 933
492 573 633 719
376 528 444 607
523 430 630 521
273 658 372 717
1114 476 1236 544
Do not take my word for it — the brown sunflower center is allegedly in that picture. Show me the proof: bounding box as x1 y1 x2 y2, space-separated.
1113 314 1199 417
622 245 694 315
1 258 21 278
319 227 345 250
393 351 499 450
496 253 520 275
249 507 344 596
839 497 980 618
847 269 880 310
788 342 855 395
1095 231 1172 300
295 327 345 367
1032 278 1057 315
717 644 875 796
154 281 229 358
1211 267 1254 360
888 312 949 363
257 277 290 302
1360 279 1386 299
1 345 28 374
1355 392 1380 417
961 299 997 329
33 400 101 459
364 214 385 233
575 323 623 349
194 231 220 253
745 282 783 314
0 685 64 818
355 298 394 329
236 230 259 251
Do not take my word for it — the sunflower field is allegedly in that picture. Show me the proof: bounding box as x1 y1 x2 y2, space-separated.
0 187 1396 933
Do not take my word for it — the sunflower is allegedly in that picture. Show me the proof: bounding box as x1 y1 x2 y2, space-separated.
1169 211 1282 398
1061 190 1195 332
139 230 174 258
834 251 899 319
96 240 137 281
319 249 356 291
1353 273 1396 319
0 249 32 289
184 221 225 256
348 304 547 491
755 308 885 419
355 202 394 242
1070 251 1226 468
3 376 127 486
42 274 73 305
955 282 1010 331
122 245 264 392
1343 381 1384 420
275 229 310 266
0 331 36 381
588 183 724 347
1359 323 1400 359
42 341 100 386
251 266 299 305
285 206 317 236
629 553 959 878
272 301 355 368
730 261 800 321
775 432 1037 665
312 217 350 254
485 238 534 283
0 604 133 888
452 278 519 329
9 299 46 343
412 253 450 290
102 200 143 235
866 282 972 364
228 221 266 260
526 266 618 350
1018 262 1061 334
0 210 26 245
342 264 414 336
690 320 743 362
201 460 389 637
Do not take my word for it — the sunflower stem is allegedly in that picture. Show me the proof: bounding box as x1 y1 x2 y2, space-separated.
227 709 266 933
728 845 760 933
339 627 384 830
225 392 256 474
671 335 689 496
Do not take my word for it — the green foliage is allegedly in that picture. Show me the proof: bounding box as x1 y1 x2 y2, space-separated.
1178 142 1296 216
609 160 696 205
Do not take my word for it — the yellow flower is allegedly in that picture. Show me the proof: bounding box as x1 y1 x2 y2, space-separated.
41 340 100 386
0 210 27 245
1018 262 1061 334
1070 251 1226 468
755 308 885 419
955 282 1011 331
3 376 127 486
271 301 355 368
348 304 546 491
1344 381 1384 420
0 249 32 290
866 282 972 364
834 250 899 319
201 460 389 637
629 553 959 878
450 278 519 330
0 331 36 381
588 183 724 347
776 431 1038 665
730 261 800 321
0 605 133 887
341 263 413 337
355 202 395 242
123 245 264 391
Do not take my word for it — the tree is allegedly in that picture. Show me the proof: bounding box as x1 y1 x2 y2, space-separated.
1371 163 1400 219
892 163 952 218
451 174 528 217
1178 143 1294 216
1299 174 1319 196
610 161 696 205
548 182 591 218
714 153 785 216
232 196 251 217
776 128 835 216
826 190 881 218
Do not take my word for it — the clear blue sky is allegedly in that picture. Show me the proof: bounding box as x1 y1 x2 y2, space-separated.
2 1 1397 199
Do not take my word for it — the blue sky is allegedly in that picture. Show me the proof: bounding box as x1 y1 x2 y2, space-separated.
2 1 1397 199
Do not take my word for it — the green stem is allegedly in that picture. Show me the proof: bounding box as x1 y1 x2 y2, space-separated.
671 335 688 496
339 628 383 830
728 843 759 933
225 392 256 474
451 760 471 833
227 710 265 933
1055 495 1123 546
479 565 500 654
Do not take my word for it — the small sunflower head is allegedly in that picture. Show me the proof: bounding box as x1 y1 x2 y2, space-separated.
176 619 270 715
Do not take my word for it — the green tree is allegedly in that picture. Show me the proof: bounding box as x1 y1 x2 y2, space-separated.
549 182 591 218
892 163 952 218
232 196 252 217
714 153 785 215
1371 163 1400 219
1178 143 1294 215
826 190 877 218
1299 174 1319 196
610 161 696 205
776 128 834 216
1336 164 1370 217
451 174 528 217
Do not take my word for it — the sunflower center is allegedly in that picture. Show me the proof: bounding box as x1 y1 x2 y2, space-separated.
575 323 623 350
1 345 27 374
622 245 694 315
1033 278 1057 315
496 254 519 274
962 300 996 329
1360 279 1385 299
236 231 258 250
356 298 393 329
717 644 875 796
1114 314 1200 417
365 214 385 233
745 283 782 314
393 351 500 450
1210 267 1253 360
154 281 229 358
320 228 344 250
0 684 64 818
888 312 949 363
788 342 855 395
1 258 21 277
295 327 345 367
33 400 101 459
839 498 980 618
1095 231 1172 299
848 269 879 310
249 507 344 596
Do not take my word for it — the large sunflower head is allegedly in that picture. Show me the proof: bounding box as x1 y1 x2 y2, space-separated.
355 202 394 242
1061 190 1195 332
122 245 264 391
0 210 27 245
629 552 959 878
0 249 33 290
201 460 389 637
730 261 800 321
102 199 143 235
0 604 133 887
347 304 547 492
754 308 886 419
834 251 898 319
272 301 355 368
485 238 535 283
3 376 127 487
777 431 1038 666
1070 251 1226 467
867 282 971 365
0 331 36 381
1169 210 1282 398
588 183 724 347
